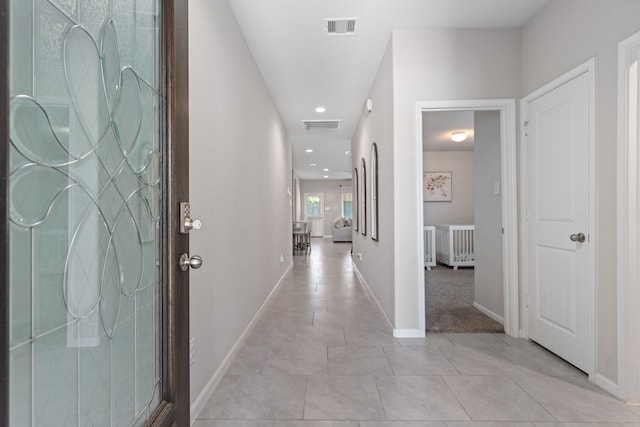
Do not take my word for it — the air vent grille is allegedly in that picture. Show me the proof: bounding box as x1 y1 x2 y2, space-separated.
302 120 341 133
326 18 357 35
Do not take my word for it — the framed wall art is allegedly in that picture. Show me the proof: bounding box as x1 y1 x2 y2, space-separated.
360 157 367 236
370 143 378 241
353 167 359 231
423 171 452 202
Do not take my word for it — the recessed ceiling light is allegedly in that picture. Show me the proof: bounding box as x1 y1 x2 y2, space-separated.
309 163 317 166
323 168 329 171
345 150 351 156
450 131 468 142
323 175 329 178
315 106 326 113
305 149 313 153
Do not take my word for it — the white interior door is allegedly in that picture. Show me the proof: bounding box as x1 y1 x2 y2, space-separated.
525 70 593 372
304 193 324 237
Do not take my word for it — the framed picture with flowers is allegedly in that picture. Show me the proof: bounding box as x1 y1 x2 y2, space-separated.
423 172 452 202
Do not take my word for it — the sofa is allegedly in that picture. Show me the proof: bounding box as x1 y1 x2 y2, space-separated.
332 217 352 242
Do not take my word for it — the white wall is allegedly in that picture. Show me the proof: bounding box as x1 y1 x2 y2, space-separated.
188 0 292 413
521 0 640 385
351 40 396 325
391 28 521 332
422 151 475 226
299 179 352 236
473 111 503 319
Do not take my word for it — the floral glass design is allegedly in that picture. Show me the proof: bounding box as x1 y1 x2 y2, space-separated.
9 1 163 425
424 172 452 202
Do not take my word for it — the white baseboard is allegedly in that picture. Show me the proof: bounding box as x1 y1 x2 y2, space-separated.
189 261 293 425
393 329 424 338
473 301 505 325
594 373 619 398
352 262 394 332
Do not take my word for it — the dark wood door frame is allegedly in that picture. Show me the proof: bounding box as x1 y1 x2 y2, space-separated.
0 1 191 426
152 0 191 425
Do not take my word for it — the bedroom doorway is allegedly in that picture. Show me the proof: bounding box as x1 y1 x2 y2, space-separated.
416 100 518 336
423 110 503 333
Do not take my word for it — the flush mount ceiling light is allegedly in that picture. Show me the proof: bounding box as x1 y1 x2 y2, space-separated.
305 149 314 153
309 163 317 166
324 175 329 178
450 131 468 142
315 106 326 113
323 168 329 171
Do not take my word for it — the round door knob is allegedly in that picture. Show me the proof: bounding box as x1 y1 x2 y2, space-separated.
569 233 586 243
192 219 202 230
179 253 203 271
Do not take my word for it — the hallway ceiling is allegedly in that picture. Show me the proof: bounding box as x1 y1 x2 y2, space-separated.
227 0 548 180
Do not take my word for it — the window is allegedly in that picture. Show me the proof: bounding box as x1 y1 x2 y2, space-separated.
306 195 321 217
342 192 353 218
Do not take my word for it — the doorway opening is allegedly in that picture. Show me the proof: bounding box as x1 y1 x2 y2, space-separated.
416 100 519 336
423 110 504 333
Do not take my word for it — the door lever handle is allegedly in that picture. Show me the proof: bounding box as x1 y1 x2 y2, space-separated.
569 233 586 243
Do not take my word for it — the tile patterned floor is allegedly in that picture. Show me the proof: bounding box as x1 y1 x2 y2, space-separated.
195 238 640 427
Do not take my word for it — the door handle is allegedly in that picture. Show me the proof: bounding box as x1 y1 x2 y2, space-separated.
179 253 203 271
569 233 586 243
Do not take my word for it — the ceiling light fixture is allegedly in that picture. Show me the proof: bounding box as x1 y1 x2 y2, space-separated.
315 106 326 113
323 168 329 171
309 163 317 166
450 131 468 142
324 175 329 178
305 149 314 153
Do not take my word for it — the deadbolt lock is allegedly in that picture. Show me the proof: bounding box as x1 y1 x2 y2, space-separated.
180 202 202 234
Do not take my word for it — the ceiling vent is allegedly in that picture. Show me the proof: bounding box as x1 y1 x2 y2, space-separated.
302 120 341 133
326 18 357 35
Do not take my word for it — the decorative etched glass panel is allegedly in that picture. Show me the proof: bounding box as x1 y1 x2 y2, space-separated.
9 0 163 425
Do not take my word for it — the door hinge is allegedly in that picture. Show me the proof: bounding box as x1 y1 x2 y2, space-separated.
525 293 530 308
523 120 529 136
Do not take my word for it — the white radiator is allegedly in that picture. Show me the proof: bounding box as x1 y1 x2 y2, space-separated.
436 225 475 270
423 226 436 270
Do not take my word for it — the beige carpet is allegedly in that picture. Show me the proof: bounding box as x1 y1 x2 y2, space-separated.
426 265 504 333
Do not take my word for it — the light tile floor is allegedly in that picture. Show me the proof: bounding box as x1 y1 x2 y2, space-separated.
195 238 640 427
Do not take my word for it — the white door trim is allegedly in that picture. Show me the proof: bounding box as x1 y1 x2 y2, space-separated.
520 57 597 379
617 30 640 403
415 99 519 336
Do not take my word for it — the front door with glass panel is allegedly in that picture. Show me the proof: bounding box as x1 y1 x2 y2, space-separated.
6 0 188 425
